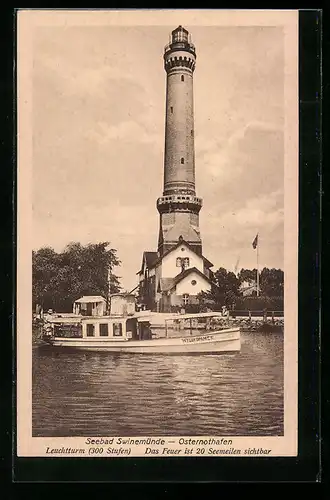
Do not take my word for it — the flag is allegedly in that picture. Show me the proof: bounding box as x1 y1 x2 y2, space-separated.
252 233 258 249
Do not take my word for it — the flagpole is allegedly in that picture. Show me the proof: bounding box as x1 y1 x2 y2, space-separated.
107 261 112 314
256 235 260 297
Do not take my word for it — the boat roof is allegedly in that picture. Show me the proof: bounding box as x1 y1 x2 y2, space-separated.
164 311 224 321
48 314 141 323
47 316 82 323
74 295 106 303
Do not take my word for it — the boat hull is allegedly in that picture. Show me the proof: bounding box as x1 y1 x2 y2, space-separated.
42 328 241 354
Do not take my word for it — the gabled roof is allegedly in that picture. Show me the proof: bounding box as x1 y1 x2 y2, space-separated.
152 239 213 270
74 296 106 303
137 251 159 275
157 278 175 293
239 281 257 291
159 267 215 293
144 251 159 268
164 222 200 246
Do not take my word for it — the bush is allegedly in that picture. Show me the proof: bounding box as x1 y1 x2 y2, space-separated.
234 296 284 312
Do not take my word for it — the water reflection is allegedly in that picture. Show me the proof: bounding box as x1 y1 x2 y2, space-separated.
33 332 283 437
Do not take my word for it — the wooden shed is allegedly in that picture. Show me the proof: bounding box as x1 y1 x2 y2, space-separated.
73 296 107 316
109 293 136 316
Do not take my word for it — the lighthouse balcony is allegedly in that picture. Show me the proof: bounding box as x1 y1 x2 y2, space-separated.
164 41 196 56
157 195 202 213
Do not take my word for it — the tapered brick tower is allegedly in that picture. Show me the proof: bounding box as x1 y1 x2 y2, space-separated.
157 26 203 256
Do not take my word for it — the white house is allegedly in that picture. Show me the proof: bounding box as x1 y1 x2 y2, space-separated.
239 281 258 297
137 237 215 312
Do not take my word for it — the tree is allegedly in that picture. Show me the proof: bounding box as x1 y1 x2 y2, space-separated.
259 268 284 297
32 242 121 312
32 247 62 311
238 268 258 285
198 267 240 309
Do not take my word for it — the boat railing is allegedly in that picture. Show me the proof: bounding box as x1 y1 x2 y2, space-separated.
163 312 231 338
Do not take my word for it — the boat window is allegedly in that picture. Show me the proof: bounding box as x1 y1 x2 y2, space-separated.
86 324 95 337
113 322 123 337
126 318 137 339
99 323 109 337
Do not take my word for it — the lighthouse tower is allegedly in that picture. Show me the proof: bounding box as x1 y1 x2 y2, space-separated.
157 25 203 256
137 26 214 312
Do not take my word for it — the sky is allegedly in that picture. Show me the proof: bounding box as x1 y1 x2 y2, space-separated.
32 23 284 292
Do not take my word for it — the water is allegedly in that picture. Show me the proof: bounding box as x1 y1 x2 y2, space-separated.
32 331 283 437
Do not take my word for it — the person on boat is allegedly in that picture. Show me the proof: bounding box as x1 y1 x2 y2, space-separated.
221 305 230 327
221 306 229 317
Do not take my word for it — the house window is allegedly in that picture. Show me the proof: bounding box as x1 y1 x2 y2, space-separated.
86 324 95 337
113 322 123 337
191 280 197 286
181 157 185 164
191 129 194 137
170 106 173 113
182 294 190 305
177 257 190 269
181 75 184 82
99 323 109 337
183 257 190 268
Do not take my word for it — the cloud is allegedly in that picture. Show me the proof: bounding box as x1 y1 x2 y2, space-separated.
197 121 284 213
32 25 285 289
86 120 162 147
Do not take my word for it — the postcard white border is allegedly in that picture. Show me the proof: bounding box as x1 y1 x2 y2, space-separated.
17 9 298 458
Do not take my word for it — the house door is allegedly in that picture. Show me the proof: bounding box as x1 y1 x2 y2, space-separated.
87 303 93 316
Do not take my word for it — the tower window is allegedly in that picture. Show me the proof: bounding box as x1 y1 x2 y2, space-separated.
181 157 185 164
170 106 173 113
181 75 184 82
191 129 194 137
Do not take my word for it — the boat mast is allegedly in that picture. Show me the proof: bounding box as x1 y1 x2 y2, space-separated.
107 261 112 314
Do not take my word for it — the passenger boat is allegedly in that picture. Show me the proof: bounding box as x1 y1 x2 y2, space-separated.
40 312 241 354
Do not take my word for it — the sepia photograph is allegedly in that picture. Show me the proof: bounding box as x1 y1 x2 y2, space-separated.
17 9 298 457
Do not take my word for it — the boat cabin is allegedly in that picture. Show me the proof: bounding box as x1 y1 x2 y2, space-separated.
48 316 153 341
81 317 152 340
73 296 106 316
